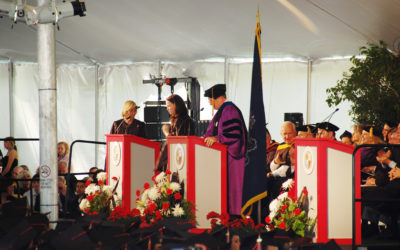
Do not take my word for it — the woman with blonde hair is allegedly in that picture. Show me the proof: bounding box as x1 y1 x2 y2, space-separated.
57 141 70 163
110 100 146 137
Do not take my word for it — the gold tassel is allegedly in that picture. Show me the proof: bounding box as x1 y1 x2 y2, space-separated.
370 127 373 137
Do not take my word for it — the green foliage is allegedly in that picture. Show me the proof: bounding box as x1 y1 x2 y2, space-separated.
326 41 400 127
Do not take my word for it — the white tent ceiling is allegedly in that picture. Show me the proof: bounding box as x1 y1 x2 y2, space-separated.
1 0 400 64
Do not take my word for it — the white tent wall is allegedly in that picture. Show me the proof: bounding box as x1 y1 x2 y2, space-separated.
57 65 97 174
1 59 353 175
13 63 40 173
309 59 353 137
0 63 10 139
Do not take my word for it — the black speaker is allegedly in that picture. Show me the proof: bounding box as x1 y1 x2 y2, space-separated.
284 113 303 127
144 106 169 123
145 123 166 140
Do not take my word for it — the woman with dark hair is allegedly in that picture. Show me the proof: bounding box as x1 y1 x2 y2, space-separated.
155 94 195 172
1 137 18 178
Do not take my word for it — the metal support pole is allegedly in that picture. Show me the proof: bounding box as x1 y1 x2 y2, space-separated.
306 59 312 124
8 60 14 136
38 0 58 227
94 64 99 166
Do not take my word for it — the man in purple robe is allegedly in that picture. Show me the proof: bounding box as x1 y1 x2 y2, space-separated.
203 84 247 216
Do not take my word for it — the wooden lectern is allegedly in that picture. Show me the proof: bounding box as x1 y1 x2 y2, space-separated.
295 138 361 245
167 136 228 228
106 134 161 210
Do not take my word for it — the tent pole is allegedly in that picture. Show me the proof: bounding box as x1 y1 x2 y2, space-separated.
94 63 99 167
306 58 312 124
8 60 13 136
38 0 58 228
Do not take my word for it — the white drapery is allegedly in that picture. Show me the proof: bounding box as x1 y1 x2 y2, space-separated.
0 59 352 175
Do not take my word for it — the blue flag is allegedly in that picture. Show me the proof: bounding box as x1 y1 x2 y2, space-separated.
241 12 267 218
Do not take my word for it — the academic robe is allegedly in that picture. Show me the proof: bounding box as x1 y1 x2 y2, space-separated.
204 101 247 215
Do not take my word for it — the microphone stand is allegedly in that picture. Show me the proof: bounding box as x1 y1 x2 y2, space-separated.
322 108 339 122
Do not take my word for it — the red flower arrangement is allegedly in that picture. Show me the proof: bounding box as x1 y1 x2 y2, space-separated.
206 211 265 234
108 171 196 228
264 179 316 238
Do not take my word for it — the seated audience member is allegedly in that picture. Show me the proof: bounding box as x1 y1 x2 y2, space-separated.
58 176 79 218
88 167 99 181
316 122 339 140
6 166 25 200
340 130 353 145
75 180 86 205
110 100 146 137
21 170 32 194
57 141 70 163
359 126 385 185
266 121 296 201
352 124 364 146
20 165 30 173
267 146 295 178
24 174 40 214
296 124 315 138
382 121 397 143
266 127 279 171
362 166 400 238
58 160 77 193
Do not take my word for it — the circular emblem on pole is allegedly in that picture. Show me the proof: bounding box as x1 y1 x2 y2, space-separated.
40 165 51 178
174 144 185 170
302 147 314 175
110 142 122 167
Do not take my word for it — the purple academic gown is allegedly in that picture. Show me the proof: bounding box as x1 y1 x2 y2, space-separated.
204 102 247 215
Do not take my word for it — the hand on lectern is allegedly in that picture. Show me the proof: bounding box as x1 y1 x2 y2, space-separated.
204 136 217 147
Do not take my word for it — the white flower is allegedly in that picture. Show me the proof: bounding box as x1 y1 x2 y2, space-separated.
155 172 167 183
277 191 288 201
269 198 281 214
141 189 149 202
79 198 89 211
169 182 181 192
103 185 113 197
85 183 100 195
172 204 185 217
269 209 277 220
137 206 145 215
97 172 107 182
282 178 294 190
148 186 161 201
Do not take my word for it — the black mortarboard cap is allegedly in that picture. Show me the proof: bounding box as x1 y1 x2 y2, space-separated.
362 125 381 137
1 197 27 218
157 217 195 232
204 84 226 99
0 219 38 249
88 221 130 248
297 124 315 133
49 224 98 249
316 122 339 132
384 120 397 128
339 130 352 139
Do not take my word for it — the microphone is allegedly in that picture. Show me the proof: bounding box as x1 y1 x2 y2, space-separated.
115 117 129 134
